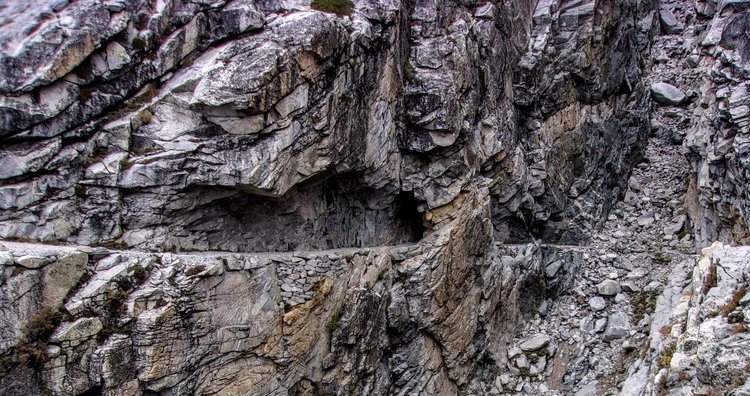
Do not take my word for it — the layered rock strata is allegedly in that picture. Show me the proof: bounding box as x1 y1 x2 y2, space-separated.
12 0 750 395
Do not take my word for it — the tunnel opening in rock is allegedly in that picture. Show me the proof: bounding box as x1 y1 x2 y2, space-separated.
119 173 425 252
394 190 426 242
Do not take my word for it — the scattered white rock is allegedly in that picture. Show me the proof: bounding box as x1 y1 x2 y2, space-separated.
16 255 47 269
637 214 655 226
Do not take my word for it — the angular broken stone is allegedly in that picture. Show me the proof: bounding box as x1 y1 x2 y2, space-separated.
621 281 641 293
515 354 530 369
545 259 564 278
603 312 630 341
507 346 522 359
589 296 607 311
594 317 608 333
637 214 655 226
16 255 47 269
519 334 551 352
659 9 684 34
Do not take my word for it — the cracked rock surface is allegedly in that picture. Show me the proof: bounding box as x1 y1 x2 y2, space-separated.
0 0 749 395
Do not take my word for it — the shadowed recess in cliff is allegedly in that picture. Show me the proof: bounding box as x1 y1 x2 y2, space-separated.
119 172 425 252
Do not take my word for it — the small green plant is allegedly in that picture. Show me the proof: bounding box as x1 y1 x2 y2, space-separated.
731 323 746 335
677 228 689 239
326 309 341 335
23 309 62 346
101 239 128 250
340 93 354 104
104 83 158 123
403 61 416 81
137 110 153 125
652 251 670 265
120 158 135 170
659 324 672 336
129 264 149 285
131 36 148 51
105 287 129 318
311 0 354 16
632 291 659 324
15 307 64 369
135 12 149 29
74 184 87 199
658 343 677 369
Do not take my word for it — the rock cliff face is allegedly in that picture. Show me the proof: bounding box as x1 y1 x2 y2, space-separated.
0 0 749 395
0 0 655 251
640 0 750 248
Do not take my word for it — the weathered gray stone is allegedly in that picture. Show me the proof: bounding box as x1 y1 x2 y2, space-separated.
11 0 747 394
603 312 630 341
597 280 622 296
0 251 12 266
519 334 551 352
659 8 684 34
50 317 102 346
589 296 607 311
575 380 599 396
16 255 47 269
651 82 686 105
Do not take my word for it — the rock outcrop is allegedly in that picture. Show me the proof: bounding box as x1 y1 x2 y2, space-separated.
2 0 750 395
646 0 750 247
0 0 654 251
621 243 750 395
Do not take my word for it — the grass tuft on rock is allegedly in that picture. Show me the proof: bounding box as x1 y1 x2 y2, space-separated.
632 290 660 324
326 309 341 335
720 287 746 317
702 262 718 295
14 307 65 369
658 343 677 369
311 0 354 16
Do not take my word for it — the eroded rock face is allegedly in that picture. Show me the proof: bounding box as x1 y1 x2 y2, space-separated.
0 188 553 395
622 243 750 395
0 0 655 251
654 3 750 247
0 0 679 395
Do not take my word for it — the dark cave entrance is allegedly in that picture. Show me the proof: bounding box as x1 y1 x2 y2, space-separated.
121 173 427 252
394 190 426 243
